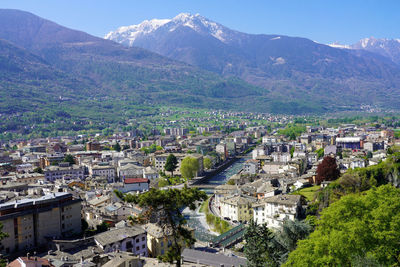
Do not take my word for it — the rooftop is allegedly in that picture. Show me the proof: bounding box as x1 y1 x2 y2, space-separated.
94 226 146 247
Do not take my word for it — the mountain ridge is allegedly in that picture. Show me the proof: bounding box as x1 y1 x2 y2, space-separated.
106 12 400 111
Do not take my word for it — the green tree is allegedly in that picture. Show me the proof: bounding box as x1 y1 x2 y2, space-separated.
203 157 212 170
33 167 43 174
315 148 324 159
125 186 207 266
63 154 75 165
96 221 110 233
290 146 295 158
165 154 178 176
284 185 400 266
180 156 199 180
270 219 312 265
244 220 275 267
0 223 8 267
113 142 121 152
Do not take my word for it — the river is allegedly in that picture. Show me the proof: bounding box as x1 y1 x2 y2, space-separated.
183 155 250 242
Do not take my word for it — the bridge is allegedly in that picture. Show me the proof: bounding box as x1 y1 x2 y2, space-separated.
210 223 247 248
188 184 219 189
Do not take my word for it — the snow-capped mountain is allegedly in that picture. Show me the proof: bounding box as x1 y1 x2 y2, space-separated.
104 13 400 112
105 13 241 46
328 38 400 64
351 37 400 64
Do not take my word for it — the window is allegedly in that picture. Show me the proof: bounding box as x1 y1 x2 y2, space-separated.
142 244 145 249
136 246 139 251
142 236 145 241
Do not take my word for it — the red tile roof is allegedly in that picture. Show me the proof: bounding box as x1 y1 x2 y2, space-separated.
124 178 149 184
8 257 54 267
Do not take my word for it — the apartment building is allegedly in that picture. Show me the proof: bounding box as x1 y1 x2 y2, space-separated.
0 192 81 255
44 163 84 182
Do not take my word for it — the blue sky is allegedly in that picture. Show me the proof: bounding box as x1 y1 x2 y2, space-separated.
1 0 399 44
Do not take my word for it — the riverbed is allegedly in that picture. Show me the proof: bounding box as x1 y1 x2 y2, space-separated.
183 155 250 242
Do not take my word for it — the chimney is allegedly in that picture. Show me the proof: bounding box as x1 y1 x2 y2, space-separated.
26 252 30 259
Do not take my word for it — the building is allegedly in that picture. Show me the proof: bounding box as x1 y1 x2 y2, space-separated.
44 163 85 182
86 141 101 151
242 160 259 174
271 152 291 163
142 166 159 180
154 153 203 176
89 165 116 182
0 193 81 255
8 256 55 267
118 164 144 179
252 194 302 228
142 223 194 258
121 178 149 193
39 153 65 169
335 137 362 150
94 226 147 256
220 195 256 223
363 141 384 152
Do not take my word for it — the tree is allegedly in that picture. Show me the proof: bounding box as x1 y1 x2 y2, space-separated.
113 142 121 152
63 154 75 165
315 148 324 159
203 157 212 170
33 167 43 174
96 221 110 233
125 186 207 266
165 154 178 176
269 219 312 265
290 146 295 158
244 220 275 267
284 185 400 266
180 156 199 180
315 156 340 185
0 223 8 267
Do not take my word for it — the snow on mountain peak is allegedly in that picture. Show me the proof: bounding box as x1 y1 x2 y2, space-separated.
104 18 171 45
105 13 231 45
328 42 351 49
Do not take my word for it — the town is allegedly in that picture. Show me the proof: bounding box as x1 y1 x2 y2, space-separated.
0 112 397 266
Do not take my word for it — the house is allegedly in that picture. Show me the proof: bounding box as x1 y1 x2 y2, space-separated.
213 184 240 209
44 163 84 182
142 166 159 180
94 226 147 256
8 256 55 267
271 152 291 163
324 145 337 156
242 159 259 174
262 162 285 175
118 164 144 179
121 178 149 193
89 164 116 182
220 195 257 222
252 194 303 228
142 223 194 258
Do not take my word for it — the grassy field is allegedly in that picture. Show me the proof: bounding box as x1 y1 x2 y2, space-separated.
292 185 320 201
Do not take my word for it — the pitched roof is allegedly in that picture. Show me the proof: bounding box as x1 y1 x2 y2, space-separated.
124 178 149 184
182 249 247 267
94 226 145 247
